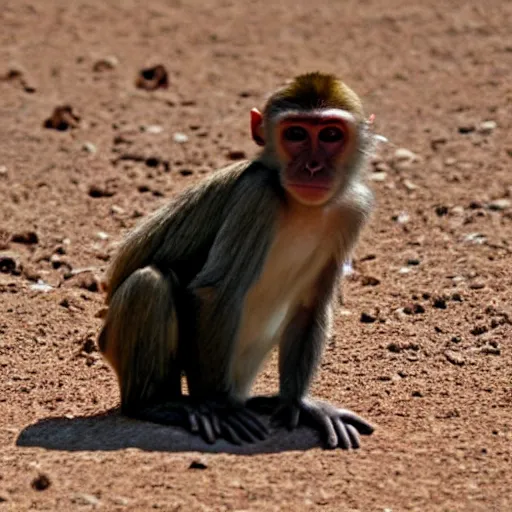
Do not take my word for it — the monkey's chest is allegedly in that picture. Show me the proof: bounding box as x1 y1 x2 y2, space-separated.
231 208 341 397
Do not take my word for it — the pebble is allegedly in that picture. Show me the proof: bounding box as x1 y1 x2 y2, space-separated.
135 64 169 91
478 120 497 134
96 231 109 241
445 350 465 366
31 473 51 491
82 142 97 154
110 205 125 215
361 275 380 286
173 132 189 143
89 184 116 198
433 297 447 309
92 55 119 71
0 165 7 177
369 171 387 182
143 124 164 134
444 157 457 166
469 281 486 290
227 150 247 160
189 458 209 470
29 280 54 292
458 124 475 134
403 179 419 191
392 211 410 224
464 233 486 245
0 252 22 275
11 230 38 245
71 494 101 506
398 267 412 274
488 198 510 211
44 105 80 131
360 312 377 323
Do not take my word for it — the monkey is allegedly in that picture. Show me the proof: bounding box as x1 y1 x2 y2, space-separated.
98 72 376 450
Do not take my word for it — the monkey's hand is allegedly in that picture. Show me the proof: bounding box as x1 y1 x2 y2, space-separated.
188 400 269 446
249 396 374 449
278 398 374 449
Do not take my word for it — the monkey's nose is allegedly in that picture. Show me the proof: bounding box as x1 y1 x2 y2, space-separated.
306 161 323 175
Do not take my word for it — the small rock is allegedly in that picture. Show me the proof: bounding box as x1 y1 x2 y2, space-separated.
59 298 70 308
412 390 423 397
403 179 418 191
432 297 447 309
407 258 421 266
110 205 125 215
173 133 189 143
393 148 418 162
444 157 457 166
435 205 449 217
96 231 109 241
458 124 475 134
451 336 462 343
0 252 22 275
93 56 119 72
135 64 169 91
11 231 38 245
464 233 486 245
71 494 101 506
29 280 54 292
31 473 51 491
470 325 488 336
143 124 164 134
89 184 116 198
369 171 387 182
189 458 208 470
0 165 7 177
360 312 377 323
43 105 80 131
82 142 97 154
227 150 247 161
392 211 409 224
445 350 465 366
479 343 501 356
113 497 130 506
469 281 486 290
179 169 193 176
413 303 425 314
361 275 380 286
451 206 465 215
478 120 497 134
82 336 97 354
488 198 510 211
398 267 412 274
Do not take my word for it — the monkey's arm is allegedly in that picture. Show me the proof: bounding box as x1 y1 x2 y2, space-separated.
105 162 248 302
249 259 374 449
185 167 280 395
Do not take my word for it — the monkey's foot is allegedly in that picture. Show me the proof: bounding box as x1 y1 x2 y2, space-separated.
188 400 269 446
248 396 374 450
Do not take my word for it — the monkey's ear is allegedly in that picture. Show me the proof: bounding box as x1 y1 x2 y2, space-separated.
250 108 265 146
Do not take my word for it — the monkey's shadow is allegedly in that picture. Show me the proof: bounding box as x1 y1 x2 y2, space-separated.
16 409 323 454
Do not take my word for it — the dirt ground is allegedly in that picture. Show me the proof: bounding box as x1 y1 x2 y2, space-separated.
0 0 511 510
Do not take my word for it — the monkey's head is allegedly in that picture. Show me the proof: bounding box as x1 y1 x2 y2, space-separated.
251 72 371 206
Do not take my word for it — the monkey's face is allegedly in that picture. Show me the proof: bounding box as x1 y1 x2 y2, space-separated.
274 111 358 206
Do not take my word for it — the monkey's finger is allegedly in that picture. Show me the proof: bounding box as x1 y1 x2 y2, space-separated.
225 415 257 443
287 406 300 430
237 409 269 438
210 411 222 437
187 409 199 434
197 414 216 444
339 411 374 436
311 410 337 449
332 418 351 450
220 422 243 445
346 424 361 450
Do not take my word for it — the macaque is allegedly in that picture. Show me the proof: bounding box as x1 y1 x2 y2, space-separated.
98 72 376 449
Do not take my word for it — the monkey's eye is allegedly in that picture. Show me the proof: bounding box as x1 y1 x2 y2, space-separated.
283 126 308 142
319 127 344 143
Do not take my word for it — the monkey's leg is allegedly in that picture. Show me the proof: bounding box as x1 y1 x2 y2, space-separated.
99 266 221 444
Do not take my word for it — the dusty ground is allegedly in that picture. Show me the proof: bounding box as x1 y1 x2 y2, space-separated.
1 0 511 510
